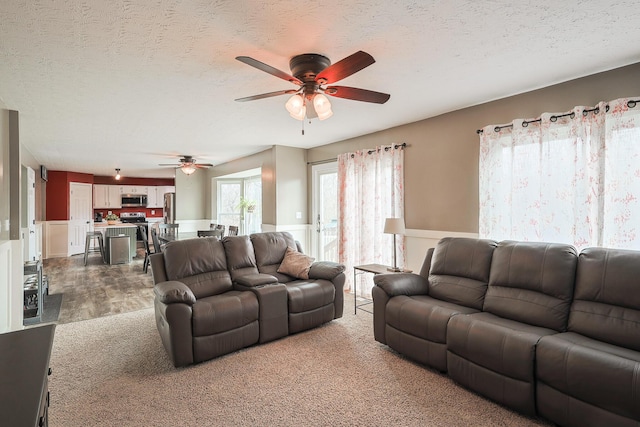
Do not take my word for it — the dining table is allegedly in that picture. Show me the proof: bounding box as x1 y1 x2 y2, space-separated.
157 231 199 244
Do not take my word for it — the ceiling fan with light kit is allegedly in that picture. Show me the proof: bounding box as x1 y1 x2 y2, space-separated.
235 51 390 123
159 155 213 175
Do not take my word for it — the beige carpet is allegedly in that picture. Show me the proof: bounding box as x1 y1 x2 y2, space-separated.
49 302 551 426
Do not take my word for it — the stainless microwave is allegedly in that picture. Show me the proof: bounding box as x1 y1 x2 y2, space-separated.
121 194 148 207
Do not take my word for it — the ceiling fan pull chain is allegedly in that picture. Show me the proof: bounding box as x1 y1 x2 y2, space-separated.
301 118 305 136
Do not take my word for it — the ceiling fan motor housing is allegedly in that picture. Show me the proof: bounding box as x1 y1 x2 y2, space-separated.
290 54 330 82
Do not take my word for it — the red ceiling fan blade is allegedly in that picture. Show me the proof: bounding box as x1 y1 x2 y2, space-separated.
195 164 213 168
315 51 375 84
235 89 299 102
325 86 390 104
236 56 303 85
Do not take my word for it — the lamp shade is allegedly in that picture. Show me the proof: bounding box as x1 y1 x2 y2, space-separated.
384 217 405 235
285 94 306 120
313 94 333 121
181 164 196 175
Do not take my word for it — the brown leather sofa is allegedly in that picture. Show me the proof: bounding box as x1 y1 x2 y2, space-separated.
150 231 345 367
372 237 640 426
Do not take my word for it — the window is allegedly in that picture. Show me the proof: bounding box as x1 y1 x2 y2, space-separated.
216 171 262 235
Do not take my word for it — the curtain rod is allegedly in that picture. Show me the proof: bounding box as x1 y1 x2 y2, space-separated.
307 158 337 166
306 143 407 165
476 99 638 134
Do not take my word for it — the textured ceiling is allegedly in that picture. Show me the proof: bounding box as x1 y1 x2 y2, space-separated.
1 1 639 178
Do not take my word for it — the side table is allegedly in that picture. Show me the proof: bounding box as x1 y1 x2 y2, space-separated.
353 264 412 314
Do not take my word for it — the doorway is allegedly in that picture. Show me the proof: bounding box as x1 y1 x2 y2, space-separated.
311 162 338 262
68 183 93 255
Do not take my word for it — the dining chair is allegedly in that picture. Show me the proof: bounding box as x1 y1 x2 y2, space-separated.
197 229 223 238
151 228 163 254
159 223 179 236
227 225 239 236
209 224 225 237
138 225 153 273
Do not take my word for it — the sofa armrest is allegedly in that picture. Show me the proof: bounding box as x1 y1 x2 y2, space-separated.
373 273 429 296
154 281 197 305
235 273 279 288
308 261 346 280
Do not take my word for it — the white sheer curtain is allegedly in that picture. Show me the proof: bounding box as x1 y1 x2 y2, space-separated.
479 97 640 251
338 144 405 297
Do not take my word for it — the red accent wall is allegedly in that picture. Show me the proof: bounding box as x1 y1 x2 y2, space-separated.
46 171 94 220
46 171 70 220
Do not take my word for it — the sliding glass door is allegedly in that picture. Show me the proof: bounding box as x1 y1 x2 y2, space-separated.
312 162 338 262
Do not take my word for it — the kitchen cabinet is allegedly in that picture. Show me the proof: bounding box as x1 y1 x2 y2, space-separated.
93 184 122 209
147 186 175 208
120 185 148 195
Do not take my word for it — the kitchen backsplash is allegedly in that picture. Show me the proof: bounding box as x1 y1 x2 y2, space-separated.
93 207 163 219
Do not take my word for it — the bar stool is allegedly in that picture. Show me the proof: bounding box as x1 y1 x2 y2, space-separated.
84 231 105 266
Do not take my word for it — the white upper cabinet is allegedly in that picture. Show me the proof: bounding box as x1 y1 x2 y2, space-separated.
93 185 122 209
119 185 148 195
147 186 175 208
94 184 172 209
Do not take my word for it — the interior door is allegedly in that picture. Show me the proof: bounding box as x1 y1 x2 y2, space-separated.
27 167 36 261
311 162 338 262
68 183 93 255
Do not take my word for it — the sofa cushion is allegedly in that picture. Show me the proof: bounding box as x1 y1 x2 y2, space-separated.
192 290 259 337
251 232 299 282
277 247 315 279
163 238 233 299
386 295 478 343
537 331 640 421
447 311 556 382
285 280 335 313
428 237 497 309
222 235 260 281
484 240 577 331
569 247 640 351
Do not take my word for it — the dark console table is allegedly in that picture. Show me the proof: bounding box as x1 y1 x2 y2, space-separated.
0 324 55 426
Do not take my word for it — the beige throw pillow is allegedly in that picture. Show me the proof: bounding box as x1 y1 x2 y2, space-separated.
277 247 315 280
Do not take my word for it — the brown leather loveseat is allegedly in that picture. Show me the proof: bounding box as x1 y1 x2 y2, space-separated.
372 237 640 427
150 231 345 367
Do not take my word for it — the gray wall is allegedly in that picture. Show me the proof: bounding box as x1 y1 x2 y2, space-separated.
307 62 640 233
273 145 307 225
207 148 276 224
207 146 308 227
175 169 207 220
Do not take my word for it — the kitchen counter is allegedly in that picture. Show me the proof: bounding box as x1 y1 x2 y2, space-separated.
94 222 138 228
93 223 138 263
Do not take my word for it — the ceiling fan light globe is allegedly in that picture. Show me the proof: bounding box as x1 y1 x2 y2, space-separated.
317 108 333 121
289 105 306 121
285 94 304 115
181 165 196 175
313 93 332 115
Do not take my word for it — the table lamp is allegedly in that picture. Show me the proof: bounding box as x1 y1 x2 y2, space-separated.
384 217 405 272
